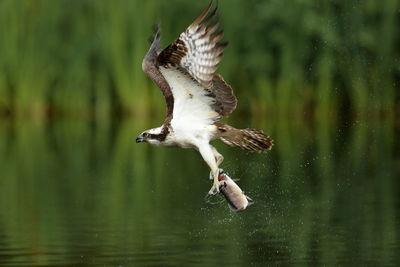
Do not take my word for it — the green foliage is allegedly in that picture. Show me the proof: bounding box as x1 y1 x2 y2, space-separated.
0 0 398 120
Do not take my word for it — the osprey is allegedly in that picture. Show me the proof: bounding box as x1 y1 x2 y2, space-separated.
137 3 273 194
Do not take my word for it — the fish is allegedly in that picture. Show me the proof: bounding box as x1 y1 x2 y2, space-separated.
218 172 253 212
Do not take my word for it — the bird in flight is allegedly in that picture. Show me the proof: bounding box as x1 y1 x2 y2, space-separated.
137 3 273 194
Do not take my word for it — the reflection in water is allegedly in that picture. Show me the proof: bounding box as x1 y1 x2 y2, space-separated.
0 118 398 266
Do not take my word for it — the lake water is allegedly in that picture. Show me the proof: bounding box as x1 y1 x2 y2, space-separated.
0 118 398 266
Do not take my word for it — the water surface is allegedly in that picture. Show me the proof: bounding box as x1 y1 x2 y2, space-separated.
0 118 398 266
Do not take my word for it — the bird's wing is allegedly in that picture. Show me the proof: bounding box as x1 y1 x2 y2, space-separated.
142 25 174 124
157 3 237 126
158 3 225 88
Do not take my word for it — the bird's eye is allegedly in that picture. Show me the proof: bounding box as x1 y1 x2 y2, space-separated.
143 133 149 137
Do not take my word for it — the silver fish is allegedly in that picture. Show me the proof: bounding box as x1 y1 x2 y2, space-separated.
218 172 253 212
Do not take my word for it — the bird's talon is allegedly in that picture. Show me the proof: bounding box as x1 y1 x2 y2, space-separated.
208 185 219 195
208 180 223 195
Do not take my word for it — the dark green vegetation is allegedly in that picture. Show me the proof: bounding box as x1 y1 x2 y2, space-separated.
0 0 399 120
0 119 398 265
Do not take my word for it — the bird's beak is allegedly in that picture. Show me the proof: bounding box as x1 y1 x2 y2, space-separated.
136 135 144 143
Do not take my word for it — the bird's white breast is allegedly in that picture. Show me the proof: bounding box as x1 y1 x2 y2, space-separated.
159 67 220 147
160 67 218 121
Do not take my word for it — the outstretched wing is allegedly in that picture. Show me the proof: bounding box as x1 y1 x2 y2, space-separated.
158 3 226 89
159 3 237 125
142 25 174 124
142 3 237 128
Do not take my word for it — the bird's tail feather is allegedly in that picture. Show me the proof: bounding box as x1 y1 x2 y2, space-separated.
215 123 273 152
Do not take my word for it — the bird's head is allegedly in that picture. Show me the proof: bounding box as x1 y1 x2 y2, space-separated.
136 127 165 146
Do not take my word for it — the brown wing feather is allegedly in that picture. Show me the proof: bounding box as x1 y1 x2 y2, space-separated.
156 3 236 118
210 74 237 117
142 3 236 121
142 25 174 124
158 3 227 88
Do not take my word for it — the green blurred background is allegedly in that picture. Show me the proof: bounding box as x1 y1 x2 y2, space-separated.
0 0 398 120
0 0 399 266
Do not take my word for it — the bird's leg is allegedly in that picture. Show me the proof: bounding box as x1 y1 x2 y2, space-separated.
209 168 221 195
198 143 224 194
209 146 224 180
212 146 224 167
